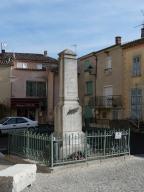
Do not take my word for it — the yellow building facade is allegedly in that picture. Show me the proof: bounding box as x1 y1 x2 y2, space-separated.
122 38 144 120
95 43 123 120
78 33 144 127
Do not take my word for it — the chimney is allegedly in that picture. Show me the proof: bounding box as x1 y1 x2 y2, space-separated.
115 36 121 45
44 50 48 57
141 27 144 38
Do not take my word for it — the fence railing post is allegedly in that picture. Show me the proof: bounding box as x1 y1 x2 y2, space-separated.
85 131 88 160
104 129 106 157
128 128 130 155
7 133 10 156
51 133 54 168
26 131 30 158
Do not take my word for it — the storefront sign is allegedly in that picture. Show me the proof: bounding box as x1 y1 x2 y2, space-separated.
16 103 36 107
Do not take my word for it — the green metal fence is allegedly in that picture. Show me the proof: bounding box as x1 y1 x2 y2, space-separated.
86 128 130 160
8 128 130 167
8 131 51 166
52 133 87 166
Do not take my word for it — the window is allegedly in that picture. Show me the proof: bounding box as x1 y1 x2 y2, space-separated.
37 82 46 96
26 81 46 97
17 62 28 69
105 56 112 73
84 60 92 71
26 81 36 96
86 81 93 95
16 118 27 124
132 56 141 76
103 86 113 106
112 110 119 120
5 118 16 125
36 64 46 70
131 88 142 119
84 105 93 119
37 64 43 70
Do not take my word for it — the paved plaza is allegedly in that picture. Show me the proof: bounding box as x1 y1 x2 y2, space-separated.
22 155 144 192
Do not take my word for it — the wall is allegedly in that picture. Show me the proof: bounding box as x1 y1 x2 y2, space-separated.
123 44 144 119
78 54 96 107
11 60 56 123
96 46 123 96
0 65 11 106
11 62 47 98
96 46 123 119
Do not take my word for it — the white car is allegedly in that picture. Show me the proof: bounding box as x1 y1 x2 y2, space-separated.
0 117 38 134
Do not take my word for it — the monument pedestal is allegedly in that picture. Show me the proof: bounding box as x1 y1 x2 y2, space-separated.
55 101 82 136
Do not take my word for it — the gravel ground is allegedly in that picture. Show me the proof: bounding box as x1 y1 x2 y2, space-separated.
21 155 144 192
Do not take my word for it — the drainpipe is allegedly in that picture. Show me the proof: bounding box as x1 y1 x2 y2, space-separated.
93 52 97 124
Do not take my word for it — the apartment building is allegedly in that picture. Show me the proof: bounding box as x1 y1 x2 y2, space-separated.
78 37 123 123
78 26 144 125
95 37 123 120
0 50 58 124
122 35 144 121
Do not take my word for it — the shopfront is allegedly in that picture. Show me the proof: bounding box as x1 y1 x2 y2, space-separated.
11 98 47 123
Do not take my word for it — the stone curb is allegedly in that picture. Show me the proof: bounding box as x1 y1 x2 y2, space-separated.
4 155 52 173
50 154 132 173
2 154 133 174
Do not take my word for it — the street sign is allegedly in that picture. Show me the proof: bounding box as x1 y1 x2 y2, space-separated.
115 132 122 139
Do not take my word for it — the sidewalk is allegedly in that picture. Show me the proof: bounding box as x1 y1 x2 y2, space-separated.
0 152 14 171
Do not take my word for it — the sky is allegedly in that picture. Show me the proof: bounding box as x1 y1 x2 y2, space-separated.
0 0 144 58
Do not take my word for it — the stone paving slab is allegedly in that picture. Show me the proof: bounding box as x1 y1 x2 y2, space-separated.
22 155 144 192
0 164 37 192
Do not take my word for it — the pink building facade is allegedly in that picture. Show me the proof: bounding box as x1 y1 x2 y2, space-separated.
0 51 58 124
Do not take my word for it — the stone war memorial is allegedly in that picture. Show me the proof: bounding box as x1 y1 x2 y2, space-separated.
54 49 85 158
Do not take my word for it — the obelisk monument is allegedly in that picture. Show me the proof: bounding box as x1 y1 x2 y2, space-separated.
54 49 82 138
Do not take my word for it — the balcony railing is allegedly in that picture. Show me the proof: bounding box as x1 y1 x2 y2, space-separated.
88 95 122 108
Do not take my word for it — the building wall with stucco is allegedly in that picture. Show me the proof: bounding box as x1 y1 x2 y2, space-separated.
123 42 144 120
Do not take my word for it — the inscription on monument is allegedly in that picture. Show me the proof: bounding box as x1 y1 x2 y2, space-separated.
67 107 79 115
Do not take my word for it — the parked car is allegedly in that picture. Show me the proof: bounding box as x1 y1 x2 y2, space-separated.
0 117 38 134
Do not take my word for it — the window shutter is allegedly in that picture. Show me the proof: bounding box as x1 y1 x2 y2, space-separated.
86 81 93 95
132 56 141 76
